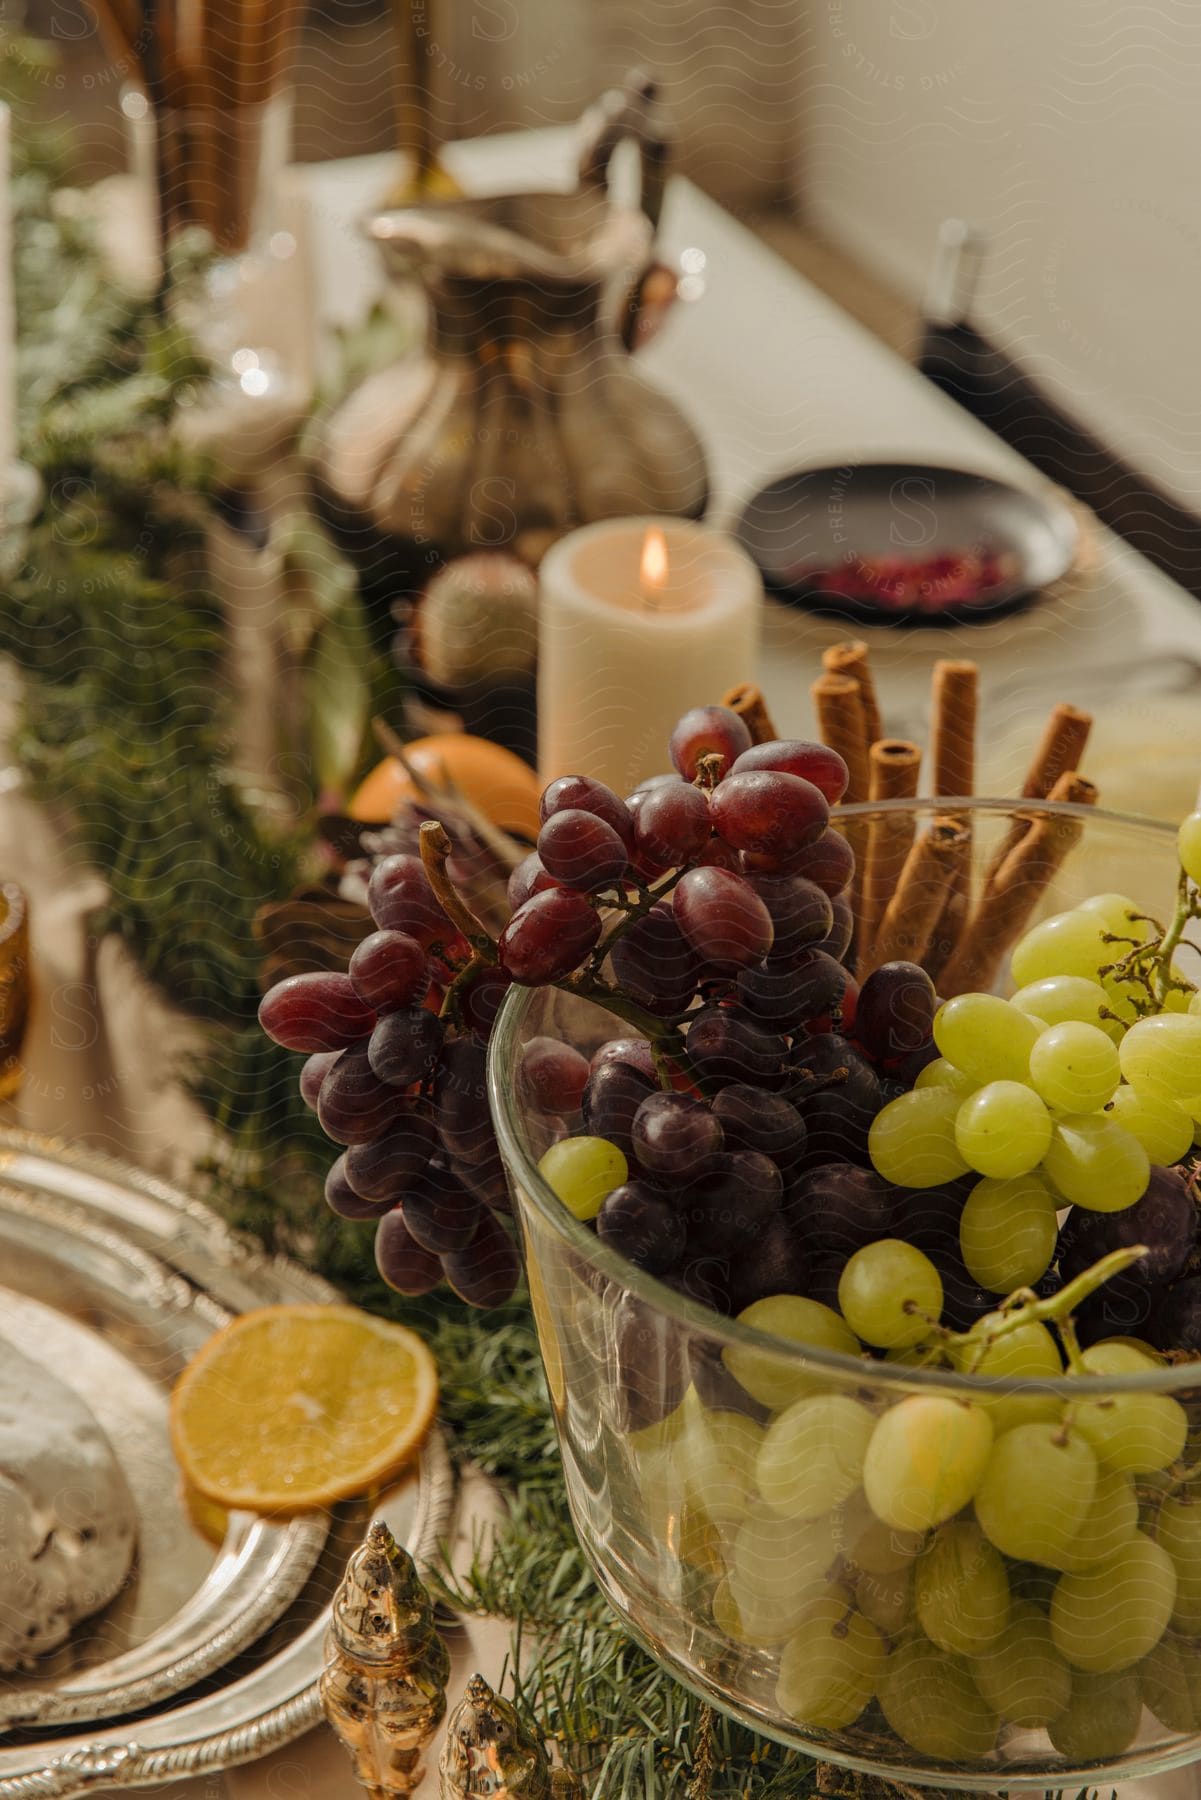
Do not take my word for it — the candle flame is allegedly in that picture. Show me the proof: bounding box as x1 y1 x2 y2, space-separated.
641 527 669 602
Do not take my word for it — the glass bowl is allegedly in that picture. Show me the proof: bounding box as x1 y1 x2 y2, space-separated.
488 800 1201 1790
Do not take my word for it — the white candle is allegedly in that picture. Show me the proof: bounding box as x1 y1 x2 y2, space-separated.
0 103 13 503
538 516 762 796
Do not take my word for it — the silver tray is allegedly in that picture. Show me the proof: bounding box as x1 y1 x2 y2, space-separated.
0 1131 455 1795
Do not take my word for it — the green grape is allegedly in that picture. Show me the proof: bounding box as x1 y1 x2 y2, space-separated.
915 1058 979 1097
952 1315 1063 1434
1119 1014 1201 1104
953 1082 1053 1180
1106 1083 1196 1163
855 1564 912 1637
730 1505 841 1616
1051 1466 1140 1572
1140 1630 1201 1731
1050 1531 1176 1672
934 992 1042 1084
538 1135 627 1220
864 1396 993 1532
1011 974 1124 1043
1028 1020 1121 1113
1073 1343 1188 1474
1077 891 1152 936
757 1393 875 1519
970 1598 1072 1727
1155 1493 1201 1632
913 1521 1010 1656
674 1399 765 1529
837 1488 924 1573
1178 811 1201 886
724 1295 861 1410
1048 1667 1143 1760
1010 910 1113 987
776 1597 885 1729
714 1574 832 1649
1042 1113 1149 1211
867 1088 969 1188
958 1173 1058 1292
1191 990 1201 1017
878 1634 998 1759
974 1422 1098 1565
838 1240 943 1349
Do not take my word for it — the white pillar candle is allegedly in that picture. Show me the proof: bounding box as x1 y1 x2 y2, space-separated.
0 103 13 502
538 516 762 796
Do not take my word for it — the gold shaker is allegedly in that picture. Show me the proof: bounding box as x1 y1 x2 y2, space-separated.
321 1519 451 1798
439 1673 582 1800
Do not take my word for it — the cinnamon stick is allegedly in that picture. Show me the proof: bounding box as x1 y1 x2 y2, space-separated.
924 660 978 980
869 818 972 972
722 681 777 745
822 640 882 748
812 669 871 925
938 772 1098 996
857 739 922 977
979 702 1094 893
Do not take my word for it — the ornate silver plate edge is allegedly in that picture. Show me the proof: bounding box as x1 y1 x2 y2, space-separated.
0 1430 456 1800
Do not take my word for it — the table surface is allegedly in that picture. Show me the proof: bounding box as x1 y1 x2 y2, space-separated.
4 126 1201 1798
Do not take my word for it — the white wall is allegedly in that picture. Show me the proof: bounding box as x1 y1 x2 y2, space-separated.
799 0 1201 512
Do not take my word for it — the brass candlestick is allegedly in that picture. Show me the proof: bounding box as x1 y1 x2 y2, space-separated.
320 1519 451 1799
439 1674 582 1800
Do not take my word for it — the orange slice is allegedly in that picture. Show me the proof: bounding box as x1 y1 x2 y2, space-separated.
170 1305 438 1513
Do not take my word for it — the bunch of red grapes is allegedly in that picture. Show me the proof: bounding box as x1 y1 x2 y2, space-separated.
258 702 972 1313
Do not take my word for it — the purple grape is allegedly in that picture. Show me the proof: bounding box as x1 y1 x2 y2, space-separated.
367 1006 445 1088
1151 1277 1201 1354
540 774 635 849
611 1292 691 1430
929 1252 994 1331
597 1181 686 1273
375 1207 444 1295
660 1257 733 1316
689 1341 771 1420
300 1050 340 1110
259 972 376 1053
344 1108 437 1199
749 876 834 963
725 1213 809 1312
317 1046 399 1144
499 888 602 984
711 1084 807 1169
431 1036 492 1164
367 853 451 943
730 739 849 803
673 867 774 973
582 1059 657 1159
608 903 699 1015
804 1257 846 1310
791 1033 882 1114
590 1037 657 1082
520 1036 590 1114
816 892 854 962
792 1088 876 1170
737 949 851 1029
442 1208 521 1307
1059 1166 1197 1288
403 1160 483 1253
1076 1273 1166 1347
899 1179 972 1253
711 770 830 869
681 1150 783 1254
325 1155 398 1220
455 1149 513 1215
669 705 753 781
684 1004 787 1086
507 851 557 911
856 961 937 1062
348 930 430 1011
789 829 855 898
628 781 711 874
458 965 513 1035
537 809 629 892
632 1092 723 1179
785 1162 895 1255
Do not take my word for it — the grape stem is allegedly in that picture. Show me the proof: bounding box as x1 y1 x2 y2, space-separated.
1155 869 1197 1005
950 1246 1149 1360
419 821 499 964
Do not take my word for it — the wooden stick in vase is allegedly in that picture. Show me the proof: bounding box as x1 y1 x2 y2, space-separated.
938 771 1098 996
721 681 777 745
980 701 1094 891
811 669 871 926
923 659 978 981
857 739 922 978
868 817 972 972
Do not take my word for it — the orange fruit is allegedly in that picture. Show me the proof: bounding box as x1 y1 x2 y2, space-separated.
170 1305 438 1514
349 734 541 840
